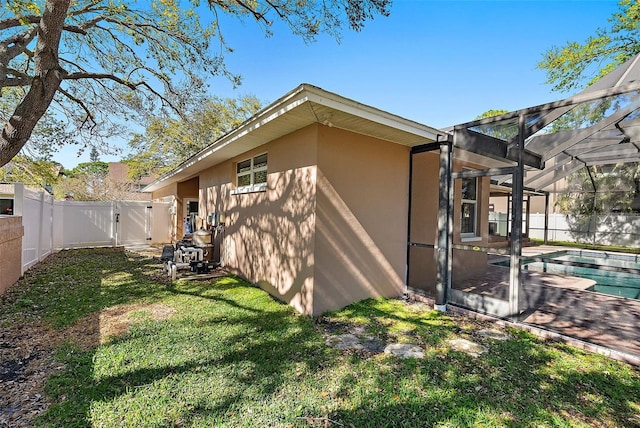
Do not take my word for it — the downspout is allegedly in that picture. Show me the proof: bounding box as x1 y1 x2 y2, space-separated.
405 148 414 294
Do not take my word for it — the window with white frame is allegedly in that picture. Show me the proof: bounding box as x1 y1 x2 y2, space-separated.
461 177 478 237
236 153 268 192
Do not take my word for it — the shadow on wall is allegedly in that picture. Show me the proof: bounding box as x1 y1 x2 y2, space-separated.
206 166 316 315
205 164 405 316
313 174 405 315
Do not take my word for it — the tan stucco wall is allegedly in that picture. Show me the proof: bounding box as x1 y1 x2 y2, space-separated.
407 151 439 295
152 182 178 201
0 216 23 295
151 177 200 241
313 125 408 314
200 125 318 314
407 154 492 296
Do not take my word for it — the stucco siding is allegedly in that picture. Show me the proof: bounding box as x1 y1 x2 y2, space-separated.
200 125 319 314
407 151 440 294
0 216 23 295
151 182 178 201
313 125 408 315
408 155 492 295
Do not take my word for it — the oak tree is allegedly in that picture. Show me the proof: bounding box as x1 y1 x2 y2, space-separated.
0 0 391 167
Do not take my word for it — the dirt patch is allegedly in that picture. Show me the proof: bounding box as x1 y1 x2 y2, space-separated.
0 302 174 427
66 302 176 350
0 320 62 428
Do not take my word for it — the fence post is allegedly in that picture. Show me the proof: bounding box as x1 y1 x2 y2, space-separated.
14 183 25 275
37 190 45 262
48 194 54 255
13 183 24 217
112 201 118 247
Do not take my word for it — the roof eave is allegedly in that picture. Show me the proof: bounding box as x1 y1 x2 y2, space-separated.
144 84 445 193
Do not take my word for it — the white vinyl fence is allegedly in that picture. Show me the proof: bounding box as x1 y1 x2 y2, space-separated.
10 183 171 273
529 213 640 247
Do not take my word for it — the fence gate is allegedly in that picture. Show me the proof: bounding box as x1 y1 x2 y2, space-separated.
114 201 171 246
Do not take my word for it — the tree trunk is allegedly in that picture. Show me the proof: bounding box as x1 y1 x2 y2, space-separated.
0 0 70 168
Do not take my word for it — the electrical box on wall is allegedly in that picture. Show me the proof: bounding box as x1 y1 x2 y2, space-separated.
207 213 216 225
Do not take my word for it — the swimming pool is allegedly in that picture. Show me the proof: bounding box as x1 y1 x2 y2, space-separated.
496 250 640 300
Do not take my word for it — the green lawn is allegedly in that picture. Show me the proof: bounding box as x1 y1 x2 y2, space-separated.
2 248 640 427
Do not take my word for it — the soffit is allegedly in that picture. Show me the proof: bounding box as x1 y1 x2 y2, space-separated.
144 84 444 192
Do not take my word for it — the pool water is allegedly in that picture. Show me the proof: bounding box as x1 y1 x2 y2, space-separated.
498 250 640 300
522 261 640 300
554 250 640 271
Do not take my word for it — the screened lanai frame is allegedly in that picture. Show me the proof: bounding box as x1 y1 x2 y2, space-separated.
425 53 640 320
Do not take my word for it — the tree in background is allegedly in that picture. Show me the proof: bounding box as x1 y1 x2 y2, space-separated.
89 146 100 162
538 0 639 93
0 0 391 168
537 0 640 215
126 94 263 178
0 155 62 190
54 161 136 200
556 164 640 214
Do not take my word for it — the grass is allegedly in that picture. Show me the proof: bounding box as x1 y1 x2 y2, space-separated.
529 238 640 255
2 248 640 427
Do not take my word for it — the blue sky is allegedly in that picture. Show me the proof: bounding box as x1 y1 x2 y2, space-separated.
57 0 621 167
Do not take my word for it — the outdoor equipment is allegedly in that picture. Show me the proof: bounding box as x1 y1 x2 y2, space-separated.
161 228 220 280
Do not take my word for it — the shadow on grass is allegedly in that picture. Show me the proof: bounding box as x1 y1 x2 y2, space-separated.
326 332 640 427
2 248 171 328
10 249 638 427
40 268 331 427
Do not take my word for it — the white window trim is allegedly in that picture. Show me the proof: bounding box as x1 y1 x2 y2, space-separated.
231 182 267 195
233 153 268 194
460 176 479 239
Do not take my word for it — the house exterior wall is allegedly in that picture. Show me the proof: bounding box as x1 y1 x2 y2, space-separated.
313 125 408 314
407 151 440 295
151 178 200 241
0 216 23 295
199 125 319 314
150 126 493 314
407 154 491 296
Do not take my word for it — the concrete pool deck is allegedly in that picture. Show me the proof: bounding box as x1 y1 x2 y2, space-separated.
454 245 640 360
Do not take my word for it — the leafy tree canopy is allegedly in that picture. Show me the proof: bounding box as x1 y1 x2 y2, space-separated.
0 0 391 167
538 0 640 93
125 94 263 178
556 163 640 214
475 109 510 120
0 155 62 187
67 161 109 178
537 0 640 216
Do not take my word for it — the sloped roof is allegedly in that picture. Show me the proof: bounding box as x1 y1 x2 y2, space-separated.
453 54 640 192
144 84 444 192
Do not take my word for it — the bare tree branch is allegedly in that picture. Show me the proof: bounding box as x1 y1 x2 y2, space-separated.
57 86 96 127
0 26 38 68
0 16 41 31
64 71 182 114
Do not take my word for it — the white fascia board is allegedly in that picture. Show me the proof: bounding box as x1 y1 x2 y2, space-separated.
144 84 445 192
144 86 312 192
302 85 446 143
